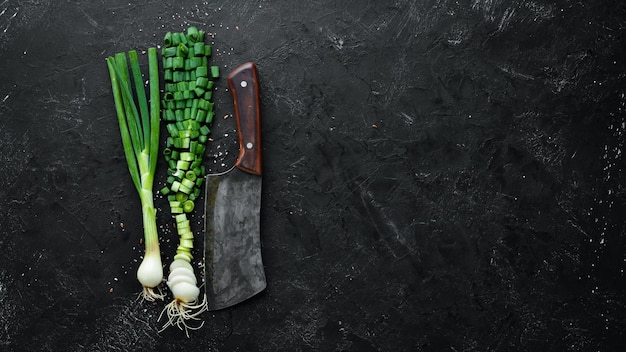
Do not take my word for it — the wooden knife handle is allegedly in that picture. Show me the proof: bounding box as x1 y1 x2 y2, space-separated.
228 62 262 176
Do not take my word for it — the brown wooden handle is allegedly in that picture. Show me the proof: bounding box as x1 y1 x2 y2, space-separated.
228 62 262 175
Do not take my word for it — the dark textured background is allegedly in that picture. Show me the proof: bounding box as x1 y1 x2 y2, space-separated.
1 0 625 351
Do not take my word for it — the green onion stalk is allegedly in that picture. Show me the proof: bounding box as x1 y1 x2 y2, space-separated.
106 48 164 301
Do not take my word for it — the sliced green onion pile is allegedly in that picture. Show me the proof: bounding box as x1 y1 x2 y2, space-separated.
106 48 163 302
158 26 219 335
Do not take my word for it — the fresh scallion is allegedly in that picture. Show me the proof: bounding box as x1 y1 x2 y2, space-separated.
106 47 163 302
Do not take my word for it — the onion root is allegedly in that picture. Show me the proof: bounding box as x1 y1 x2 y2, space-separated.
158 295 208 337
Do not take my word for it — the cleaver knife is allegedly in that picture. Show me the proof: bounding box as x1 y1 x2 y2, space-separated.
203 62 266 310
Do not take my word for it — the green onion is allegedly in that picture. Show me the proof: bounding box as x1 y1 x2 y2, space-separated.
210 65 220 78
196 66 207 77
187 26 200 42
106 47 163 302
175 192 188 202
164 32 173 46
185 170 197 181
182 200 195 213
158 26 218 336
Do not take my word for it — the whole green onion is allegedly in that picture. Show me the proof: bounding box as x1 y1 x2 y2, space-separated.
106 47 163 302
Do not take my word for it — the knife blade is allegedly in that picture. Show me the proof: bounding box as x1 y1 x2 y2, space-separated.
203 62 266 311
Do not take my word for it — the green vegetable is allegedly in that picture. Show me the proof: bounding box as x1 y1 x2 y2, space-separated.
210 65 220 79
158 26 216 336
106 48 163 302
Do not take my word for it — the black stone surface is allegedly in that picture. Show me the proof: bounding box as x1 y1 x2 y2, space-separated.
1 0 625 351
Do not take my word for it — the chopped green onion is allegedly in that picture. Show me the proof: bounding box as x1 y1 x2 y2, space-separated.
158 27 219 334
181 239 194 249
195 109 206 122
179 152 194 161
193 42 204 55
181 178 195 189
173 56 184 69
205 111 214 124
164 32 173 46
175 192 188 202
180 230 194 240
185 170 197 181
196 77 209 88
210 65 219 78
196 66 207 77
187 26 199 42
183 200 195 213
172 169 185 179
176 160 190 170
163 46 177 57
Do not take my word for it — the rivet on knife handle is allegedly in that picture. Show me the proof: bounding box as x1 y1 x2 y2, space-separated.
228 62 262 176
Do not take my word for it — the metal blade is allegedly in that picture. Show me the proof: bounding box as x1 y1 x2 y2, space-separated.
203 167 266 310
